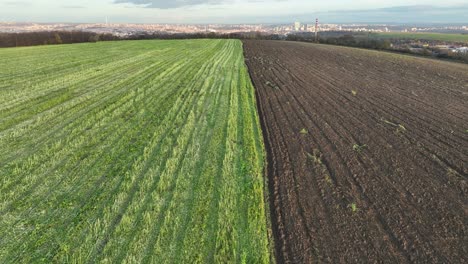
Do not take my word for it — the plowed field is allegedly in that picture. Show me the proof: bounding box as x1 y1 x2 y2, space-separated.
243 40 468 263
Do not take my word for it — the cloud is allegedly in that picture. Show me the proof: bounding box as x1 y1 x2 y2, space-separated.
290 4 468 24
339 4 468 13
113 0 229 9
229 4 468 24
3 1 30 6
377 5 436 12
62 5 86 9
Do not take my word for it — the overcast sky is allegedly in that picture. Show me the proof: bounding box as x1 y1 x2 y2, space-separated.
0 0 467 24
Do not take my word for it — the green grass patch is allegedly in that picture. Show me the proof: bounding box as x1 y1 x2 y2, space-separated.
0 39 271 263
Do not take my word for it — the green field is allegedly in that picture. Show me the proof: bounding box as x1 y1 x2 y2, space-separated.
370 32 468 43
0 40 271 263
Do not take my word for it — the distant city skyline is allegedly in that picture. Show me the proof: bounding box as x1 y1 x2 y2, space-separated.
0 1 467 24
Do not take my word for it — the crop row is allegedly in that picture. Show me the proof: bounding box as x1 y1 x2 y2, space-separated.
0 39 271 263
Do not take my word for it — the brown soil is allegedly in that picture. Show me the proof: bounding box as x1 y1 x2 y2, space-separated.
243 40 468 264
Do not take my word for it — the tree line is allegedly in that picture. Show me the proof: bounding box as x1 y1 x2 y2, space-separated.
0 31 117 48
0 30 285 48
285 32 468 63
122 31 283 40
285 32 393 50
1 30 466 63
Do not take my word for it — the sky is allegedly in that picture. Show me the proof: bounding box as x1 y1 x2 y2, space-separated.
0 0 467 24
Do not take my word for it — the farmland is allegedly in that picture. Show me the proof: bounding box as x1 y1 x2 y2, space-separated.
244 40 468 263
370 32 468 43
2 37 467 264
0 40 271 263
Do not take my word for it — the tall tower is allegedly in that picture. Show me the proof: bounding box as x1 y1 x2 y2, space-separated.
315 18 319 42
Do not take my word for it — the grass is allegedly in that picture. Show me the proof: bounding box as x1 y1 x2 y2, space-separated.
0 39 271 263
370 32 468 43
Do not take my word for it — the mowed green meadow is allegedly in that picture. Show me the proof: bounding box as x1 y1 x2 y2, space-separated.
0 39 271 263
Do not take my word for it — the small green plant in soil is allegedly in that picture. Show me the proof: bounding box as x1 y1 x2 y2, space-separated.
306 149 322 164
380 118 407 133
324 175 333 185
353 144 368 153
349 203 358 213
265 81 279 90
307 150 333 185
397 124 407 133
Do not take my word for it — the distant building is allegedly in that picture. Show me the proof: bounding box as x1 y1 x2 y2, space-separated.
453 47 468 53
294 21 301 31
